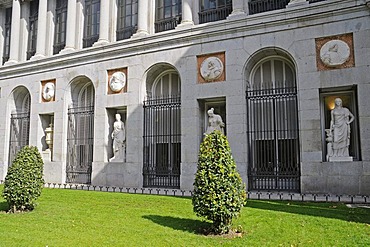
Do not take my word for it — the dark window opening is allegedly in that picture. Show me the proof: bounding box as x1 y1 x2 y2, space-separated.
83 0 100 48
53 0 68 54
199 0 232 24
155 0 182 33
117 0 138 40
27 0 39 60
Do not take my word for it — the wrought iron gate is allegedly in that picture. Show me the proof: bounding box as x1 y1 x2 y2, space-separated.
9 112 30 164
66 106 94 184
247 87 300 191
143 96 181 188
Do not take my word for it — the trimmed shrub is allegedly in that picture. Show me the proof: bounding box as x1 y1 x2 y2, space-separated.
2 146 44 213
192 131 246 234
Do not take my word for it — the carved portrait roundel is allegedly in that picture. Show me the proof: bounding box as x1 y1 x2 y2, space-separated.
109 71 126 92
200 56 224 81
320 40 350 67
42 82 55 101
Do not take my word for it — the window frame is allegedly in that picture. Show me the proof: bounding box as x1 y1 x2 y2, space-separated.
2 7 12 64
83 0 100 48
155 0 182 33
116 0 138 41
27 0 39 60
53 0 68 54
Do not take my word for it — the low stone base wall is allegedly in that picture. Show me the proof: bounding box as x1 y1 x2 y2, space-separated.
301 161 370 195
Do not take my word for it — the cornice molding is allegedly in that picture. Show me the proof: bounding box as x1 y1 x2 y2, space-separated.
0 0 367 79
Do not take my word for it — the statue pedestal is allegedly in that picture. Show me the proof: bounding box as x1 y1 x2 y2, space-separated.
329 156 353 162
42 149 52 162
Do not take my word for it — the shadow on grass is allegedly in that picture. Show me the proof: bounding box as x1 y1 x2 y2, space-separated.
0 201 9 212
246 200 370 224
143 215 211 234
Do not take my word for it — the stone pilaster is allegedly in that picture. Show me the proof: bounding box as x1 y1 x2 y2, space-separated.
60 0 76 53
4 0 21 65
134 0 149 36
94 0 110 46
31 0 47 60
177 0 193 27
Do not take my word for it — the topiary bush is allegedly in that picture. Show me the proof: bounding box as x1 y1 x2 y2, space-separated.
2 146 45 213
192 130 246 234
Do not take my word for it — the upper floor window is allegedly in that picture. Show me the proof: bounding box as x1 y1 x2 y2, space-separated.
155 0 182 33
117 0 138 41
27 0 39 60
83 0 100 48
199 0 232 24
2 7 12 64
54 0 68 54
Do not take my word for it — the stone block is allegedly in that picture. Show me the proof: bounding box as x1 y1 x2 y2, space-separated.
301 175 327 194
301 152 323 162
359 176 370 195
326 176 359 195
301 162 323 176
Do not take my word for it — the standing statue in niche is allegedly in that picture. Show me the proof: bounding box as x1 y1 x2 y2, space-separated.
205 108 225 135
326 98 354 161
109 114 126 162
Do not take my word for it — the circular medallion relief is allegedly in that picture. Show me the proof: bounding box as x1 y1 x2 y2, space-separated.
320 40 350 67
109 72 126 93
200 57 224 81
42 82 55 101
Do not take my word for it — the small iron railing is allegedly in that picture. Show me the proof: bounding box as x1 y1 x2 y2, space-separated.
143 95 181 188
83 35 99 48
117 26 137 40
53 43 65 55
155 16 182 33
199 6 232 24
249 0 290 15
249 0 327 15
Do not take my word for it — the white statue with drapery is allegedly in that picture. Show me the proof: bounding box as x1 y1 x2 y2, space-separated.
205 108 225 135
326 98 354 161
109 114 126 162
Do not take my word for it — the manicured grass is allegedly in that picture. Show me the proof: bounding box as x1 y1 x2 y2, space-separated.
0 185 369 246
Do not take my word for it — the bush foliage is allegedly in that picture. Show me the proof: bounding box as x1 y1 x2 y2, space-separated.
2 146 44 212
192 131 246 234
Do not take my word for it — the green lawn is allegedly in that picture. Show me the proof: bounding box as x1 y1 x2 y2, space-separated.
0 186 369 247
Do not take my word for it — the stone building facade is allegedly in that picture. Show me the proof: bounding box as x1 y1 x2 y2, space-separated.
0 0 369 195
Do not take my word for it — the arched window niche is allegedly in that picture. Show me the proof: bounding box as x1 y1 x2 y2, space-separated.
143 66 181 188
246 52 300 192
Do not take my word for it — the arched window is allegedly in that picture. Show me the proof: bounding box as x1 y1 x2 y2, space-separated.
152 71 180 97
247 55 300 192
250 57 295 90
143 69 181 188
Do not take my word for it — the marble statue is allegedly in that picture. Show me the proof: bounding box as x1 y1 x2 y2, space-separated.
205 108 225 135
109 71 126 92
326 97 354 161
109 113 126 162
42 82 55 101
200 57 223 81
